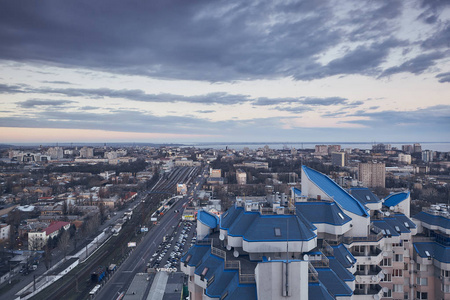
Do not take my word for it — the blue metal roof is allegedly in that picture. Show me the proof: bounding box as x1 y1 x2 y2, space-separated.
414 242 450 263
309 283 334 300
349 187 381 204
292 187 302 196
393 213 417 229
302 166 368 217
221 205 316 242
414 211 450 229
198 210 219 229
317 268 353 297
327 257 355 282
331 244 356 268
181 245 211 267
372 220 400 236
384 191 410 207
296 202 351 225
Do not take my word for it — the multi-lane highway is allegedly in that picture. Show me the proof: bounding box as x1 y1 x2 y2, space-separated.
95 166 205 300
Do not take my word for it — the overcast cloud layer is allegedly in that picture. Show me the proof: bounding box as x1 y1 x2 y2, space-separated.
0 0 449 143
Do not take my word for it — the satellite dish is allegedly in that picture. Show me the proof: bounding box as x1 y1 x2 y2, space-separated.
226 244 232 251
378 273 385 279
382 287 389 293
382 252 388 257
233 250 239 258
303 254 309 261
389 206 394 211
219 233 225 241
384 212 390 217
371 275 377 281
373 295 380 300
355 275 361 282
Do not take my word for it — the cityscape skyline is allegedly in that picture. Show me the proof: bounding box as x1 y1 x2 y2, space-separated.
0 1 449 143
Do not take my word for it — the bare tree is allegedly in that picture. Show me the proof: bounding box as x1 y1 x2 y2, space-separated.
58 230 70 260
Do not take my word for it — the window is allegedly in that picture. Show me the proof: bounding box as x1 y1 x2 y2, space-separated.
404 292 409 299
394 254 403 262
384 289 392 298
441 270 450 277
338 212 344 220
274 227 281 237
381 273 392 282
381 258 392 266
394 284 403 293
416 277 428 286
416 292 427 299
442 284 450 293
393 269 403 277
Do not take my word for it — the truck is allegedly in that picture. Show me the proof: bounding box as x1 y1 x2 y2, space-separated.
91 266 106 283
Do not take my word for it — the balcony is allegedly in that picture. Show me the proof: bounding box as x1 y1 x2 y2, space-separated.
352 248 383 265
355 266 383 284
354 284 382 296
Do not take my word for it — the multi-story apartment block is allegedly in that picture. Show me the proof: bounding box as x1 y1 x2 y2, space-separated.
28 221 70 250
412 204 450 300
398 153 412 164
358 162 386 188
331 152 346 167
422 150 434 163
181 166 417 300
236 169 247 185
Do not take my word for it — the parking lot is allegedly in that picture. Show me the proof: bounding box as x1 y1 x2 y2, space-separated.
147 219 197 271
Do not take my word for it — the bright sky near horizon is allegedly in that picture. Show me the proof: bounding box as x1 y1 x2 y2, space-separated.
0 0 449 144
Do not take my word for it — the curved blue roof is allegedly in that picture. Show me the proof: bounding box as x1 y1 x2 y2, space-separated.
198 210 219 229
292 187 302 196
349 187 381 204
302 166 368 217
384 191 410 207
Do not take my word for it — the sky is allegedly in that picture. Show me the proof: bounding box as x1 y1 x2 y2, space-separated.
0 0 449 144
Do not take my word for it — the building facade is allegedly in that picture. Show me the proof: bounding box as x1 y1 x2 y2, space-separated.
358 162 386 188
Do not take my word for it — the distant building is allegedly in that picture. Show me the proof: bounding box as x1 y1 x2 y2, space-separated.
28 221 70 250
402 144 413 153
236 169 247 185
210 168 222 178
79 147 94 158
398 153 412 164
422 150 433 163
46 147 64 160
0 224 10 241
413 143 422 153
331 152 346 167
327 145 341 154
314 144 328 155
358 162 385 188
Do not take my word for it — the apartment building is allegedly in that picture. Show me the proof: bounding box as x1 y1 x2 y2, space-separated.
358 162 386 188
412 204 450 300
181 166 418 300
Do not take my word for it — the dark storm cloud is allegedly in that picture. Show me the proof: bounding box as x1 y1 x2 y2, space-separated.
18 99 76 108
348 105 450 127
0 0 444 82
436 72 450 83
380 52 445 77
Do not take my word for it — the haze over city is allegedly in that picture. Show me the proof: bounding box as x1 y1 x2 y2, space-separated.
0 0 449 143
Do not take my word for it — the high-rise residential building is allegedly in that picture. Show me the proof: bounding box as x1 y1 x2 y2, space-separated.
358 162 386 188
327 145 341 154
413 204 450 300
421 150 433 163
181 166 418 300
413 143 422 153
331 152 346 167
402 145 413 154
79 146 94 158
315 145 328 155
398 153 412 164
46 146 64 160
236 169 247 185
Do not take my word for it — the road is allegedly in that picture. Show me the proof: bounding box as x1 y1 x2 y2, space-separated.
95 166 205 299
